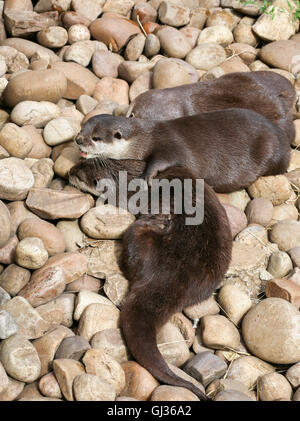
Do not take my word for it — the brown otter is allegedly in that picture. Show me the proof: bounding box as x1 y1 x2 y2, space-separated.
69 158 233 400
75 109 290 193
126 71 296 144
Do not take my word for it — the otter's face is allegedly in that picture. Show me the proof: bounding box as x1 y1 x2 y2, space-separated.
75 114 132 159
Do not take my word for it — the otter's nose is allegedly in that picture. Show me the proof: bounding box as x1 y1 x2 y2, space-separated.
75 135 84 146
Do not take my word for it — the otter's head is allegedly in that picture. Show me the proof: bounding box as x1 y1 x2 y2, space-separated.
75 114 136 159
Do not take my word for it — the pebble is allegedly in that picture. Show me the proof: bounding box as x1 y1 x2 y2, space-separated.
267 251 293 278
201 315 241 350
0 45 29 74
253 7 295 42
53 358 85 401
0 376 25 401
184 351 227 387
80 204 135 240
121 361 159 401
248 175 293 206
37 26 68 49
258 372 293 401
286 362 300 388
31 158 54 188
217 284 252 325
0 123 32 159
0 296 50 339
186 43 226 70
78 302 120 341
0 334 41 382
184 295 220 320
245 198 273 226
83 348 126 395
226 355 274 389
0 236 19 266
26 188 93 219
271 203 299 226
55 336 91 361
91 328 130 364
293 387 300 401
43 118 81 146
157 26 191 59
103 273 129 307
3 69 67 108
157 322 190 367
270 220 300 252
206 378 254 400
0 310 18 339
198 25 233 47
74 290 115 321
10 101 60 128
33 325 74 376
265 278 300 310
36 293 75 328
242 298 300 364
151 385 199 401
93 77 129 105
38 372 62 399
0 201 11 249
260 40 300 72
0 287 11 306
0 158 34 201
125 34 146 61
64 40 96 67
152 57 198 89
0 361 9 394
15 237 49 270
0 264 30 296
72 0 104 21
68 24 91 44
222 204 247 238
144 34 160 58
214 390 253 401
56 219 85 252
158 2 190 27
73 373 116 401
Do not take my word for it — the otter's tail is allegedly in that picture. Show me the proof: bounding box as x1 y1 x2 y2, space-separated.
120 296 209 401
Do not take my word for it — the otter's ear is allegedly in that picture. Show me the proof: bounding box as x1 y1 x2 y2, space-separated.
114 131 122 140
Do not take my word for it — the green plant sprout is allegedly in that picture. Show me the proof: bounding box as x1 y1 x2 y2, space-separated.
239 0 300 20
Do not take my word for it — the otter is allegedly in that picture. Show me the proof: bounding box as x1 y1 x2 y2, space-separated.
75 109 290 193
126 71 296 144
69 158 232 400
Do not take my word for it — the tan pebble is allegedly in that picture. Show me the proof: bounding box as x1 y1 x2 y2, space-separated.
151 385 199 401
0 264 30 297
78 302 120 341
83 348 125 395
157 26 191 59
245 198 273 226
258 372 293 401
15 237 48 270
53 358 85 401
38 372 62 399
0 335 41 382
0 376 25 401
0 296 50 339
68 24 91 44
0 123 32 159
91 328 130 364
36 293 75 328
286 362 300 388
157 322 190 367
121 361 159 400
11 100 60 128
242 298 300 364
184 295 219 320
201 314 241 350
0 201 11 249
73 373 116 401
33 326 74 377
37 26 68 49
217 284 252 325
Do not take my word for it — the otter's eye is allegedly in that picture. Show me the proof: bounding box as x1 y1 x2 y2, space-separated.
92 136 101 142
114 131 122 140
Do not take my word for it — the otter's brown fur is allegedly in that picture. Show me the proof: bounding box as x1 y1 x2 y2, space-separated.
75 109 290 193
127 71 296 144
69 158 232 400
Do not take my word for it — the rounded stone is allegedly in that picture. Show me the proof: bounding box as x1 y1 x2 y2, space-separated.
0 158 34 201
242 298 300 364
15 237 48 270
201 314 241 350
198 25 233 47
73 373 116 401
157 26 191 59
270 220 300 252
0 201 11 249
245 198 273 227
151 385 199 401
80 205 135 240
43 118 81 146
37 26 68 49
0 335 41 382
10 101 60 128
186 43 226 70
217 284 252 325
0 123 32 159
18 218 66 256
258 372 293 401
267 251 293 278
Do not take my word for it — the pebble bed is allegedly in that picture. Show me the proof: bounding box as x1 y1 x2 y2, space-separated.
0 0 299 402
